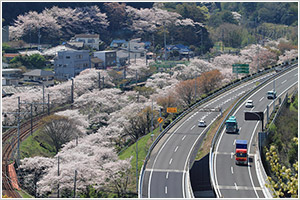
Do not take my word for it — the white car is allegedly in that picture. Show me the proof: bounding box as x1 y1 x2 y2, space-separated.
198 120 206 127
245 100 254 108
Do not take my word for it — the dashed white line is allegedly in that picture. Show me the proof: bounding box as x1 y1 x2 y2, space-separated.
191 125 195 130
281 80 287 84
166 172 169 179
169 158 173 165
165 186 168 194
233 140 236 146
182 135 186 140
174 146 179 152
234 182 238 190
231 167 234 174
259 97 264 102
231 152 233 159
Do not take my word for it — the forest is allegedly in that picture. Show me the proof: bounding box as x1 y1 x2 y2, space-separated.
3 2 298 54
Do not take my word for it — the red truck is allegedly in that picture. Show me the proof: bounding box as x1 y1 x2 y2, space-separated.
235 140 248 165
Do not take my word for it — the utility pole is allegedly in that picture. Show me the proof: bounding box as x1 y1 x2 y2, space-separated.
135 132 138 194
73 170 77 198
194 74 197 100
151 99 154 141
128 40 131 65
47 94 50 115
17 97 21 166
57 156 60 198
71 78 74 104
98 72 101 89
164 22 167 61
38 27 41 51
42 84 45 113
102 76 104 89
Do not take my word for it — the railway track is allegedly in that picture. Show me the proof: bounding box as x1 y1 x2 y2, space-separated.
2 105 71 198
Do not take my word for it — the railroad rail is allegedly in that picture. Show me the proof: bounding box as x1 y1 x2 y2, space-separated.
2 105 71 198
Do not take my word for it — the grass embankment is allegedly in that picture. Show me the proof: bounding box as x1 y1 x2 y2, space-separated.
118 127 161 192
195 98 239 160
266 93 298 167
20 128 56 159
18 189 33 198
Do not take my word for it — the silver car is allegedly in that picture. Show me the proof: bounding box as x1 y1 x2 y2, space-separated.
198 120 206 127
245 100 254 108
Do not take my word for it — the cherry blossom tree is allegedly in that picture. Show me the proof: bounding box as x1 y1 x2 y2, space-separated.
10 6 108 42
18 157 55 196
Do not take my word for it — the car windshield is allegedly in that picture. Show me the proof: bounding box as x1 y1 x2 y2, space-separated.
236 153 247 157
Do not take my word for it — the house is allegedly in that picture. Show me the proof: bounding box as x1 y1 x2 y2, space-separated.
164 44 193 60
2 62 9 69
2 26 9 42
91 57 104 69
2 68 22 86
93 50 117 68
23 69 54 87
3 53 20 62
110 40 127 48
54 50 91 81
73 34 101 50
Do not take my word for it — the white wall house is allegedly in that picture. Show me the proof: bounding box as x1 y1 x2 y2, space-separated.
74 34 101 50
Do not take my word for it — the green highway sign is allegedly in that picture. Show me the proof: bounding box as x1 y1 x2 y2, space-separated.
232 64 249 74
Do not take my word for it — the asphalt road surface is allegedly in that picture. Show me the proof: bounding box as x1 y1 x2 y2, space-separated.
141 70 279 198
213 66 298 198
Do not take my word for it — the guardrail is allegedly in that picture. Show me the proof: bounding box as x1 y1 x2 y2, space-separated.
138 60 297 197
255 83 298 198
209 62 298 198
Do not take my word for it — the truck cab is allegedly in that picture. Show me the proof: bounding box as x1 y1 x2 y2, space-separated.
225 116 238 133
267 90 276 99
235 140 248 165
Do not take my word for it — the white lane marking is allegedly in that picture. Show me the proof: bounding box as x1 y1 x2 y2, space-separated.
231 152 233 159
233 140 236 146
281 80 287 84
259 97 264 102
169 158 173 165
250 106 255 111
191 125 195 130
182 135 186 140
231 167 234 174
174 146 179 152
213 67 298 198
165 186 168 194
166 172 169 179
234 182 238 190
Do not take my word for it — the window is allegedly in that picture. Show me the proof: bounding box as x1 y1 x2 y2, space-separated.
63 65 67 68
76 54 83 59
66 56 70 59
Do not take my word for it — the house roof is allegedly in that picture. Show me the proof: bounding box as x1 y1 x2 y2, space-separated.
43 45 76 56
23 69 54 77
75 34 99 39
91 57 103 63
4 53 20 58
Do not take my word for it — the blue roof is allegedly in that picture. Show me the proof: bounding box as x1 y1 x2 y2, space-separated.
110 40 127 47
236 140 247 144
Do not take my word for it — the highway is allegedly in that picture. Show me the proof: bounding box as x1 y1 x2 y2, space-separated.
141 70 278 198
213 66 298 198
